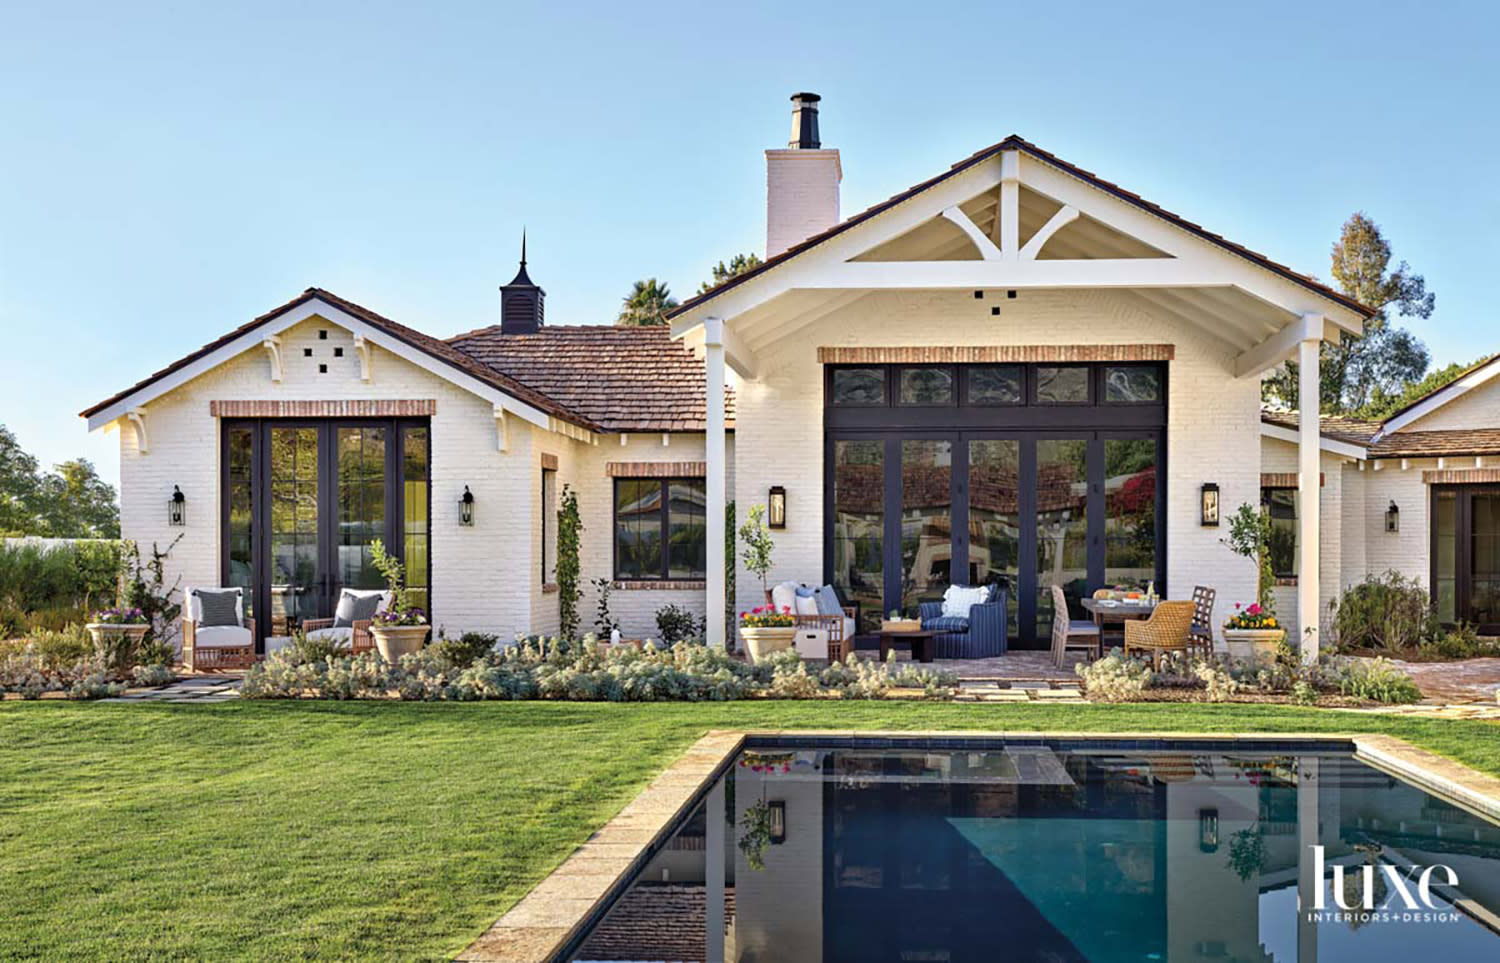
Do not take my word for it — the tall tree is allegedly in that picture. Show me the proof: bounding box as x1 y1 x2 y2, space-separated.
698 252 763 294
616 278 679 326
1263 212 1435 412
0 424 41 535
35 459 120 538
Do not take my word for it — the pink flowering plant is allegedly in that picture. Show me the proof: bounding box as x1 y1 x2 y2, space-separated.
91 606 148 625
1224 601 1279 631
739 604 796 628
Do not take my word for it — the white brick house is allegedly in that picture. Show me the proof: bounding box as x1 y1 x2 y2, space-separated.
99 92 1480 661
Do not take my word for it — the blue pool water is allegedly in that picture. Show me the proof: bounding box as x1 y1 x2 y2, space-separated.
569 739 1500 962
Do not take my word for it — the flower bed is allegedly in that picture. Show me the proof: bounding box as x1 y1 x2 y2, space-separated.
241 636 959 702
1077 647 1423 706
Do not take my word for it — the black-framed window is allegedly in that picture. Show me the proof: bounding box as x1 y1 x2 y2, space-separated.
613 477 707 580
1033 365 1090 404
541 465 557 582
1262 487 1298 579
897 366 955 406
827 362 1166 422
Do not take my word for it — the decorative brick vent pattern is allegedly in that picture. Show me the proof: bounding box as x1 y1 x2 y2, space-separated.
816 344 1176 364
1423 468 1500 485
575 884 735 963
606 461 707 478
209 399 436 418
1260 472 1324 488
614 580 707 591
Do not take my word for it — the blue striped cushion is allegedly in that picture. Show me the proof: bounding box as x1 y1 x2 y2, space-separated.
924 616 969 632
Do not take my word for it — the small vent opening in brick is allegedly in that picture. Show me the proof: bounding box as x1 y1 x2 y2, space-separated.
318 363 327 373
334 347 344 357
319 330 328 339
303 348 313 357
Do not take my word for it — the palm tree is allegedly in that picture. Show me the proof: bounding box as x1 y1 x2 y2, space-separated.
617 278 679 326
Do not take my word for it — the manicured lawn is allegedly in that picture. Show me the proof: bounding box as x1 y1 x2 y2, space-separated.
1 700 1496 961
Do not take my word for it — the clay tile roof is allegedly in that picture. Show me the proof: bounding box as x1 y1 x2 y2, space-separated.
1260 409 1383 446
80 288 601 433
1369 429 1500 459
673 135 1375 321
447 323 735 433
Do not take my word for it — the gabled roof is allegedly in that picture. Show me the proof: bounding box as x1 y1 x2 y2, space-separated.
1260 409 1382 447
1261 403 1500 460
448 324 735 432
1379 353 1500 432
672 134 1376 321
80 288 601 432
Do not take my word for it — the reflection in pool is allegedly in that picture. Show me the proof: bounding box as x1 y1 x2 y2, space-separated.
570 741 1500 962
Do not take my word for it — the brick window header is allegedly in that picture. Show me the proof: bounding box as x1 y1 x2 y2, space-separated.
816 344 1175 365
1423 468 1500 485
606 461 706 478
540 453 559 471
1260 472 1325 488
210 400 436 418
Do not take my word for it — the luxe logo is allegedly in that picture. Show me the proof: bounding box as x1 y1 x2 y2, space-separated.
1310 845 1458 912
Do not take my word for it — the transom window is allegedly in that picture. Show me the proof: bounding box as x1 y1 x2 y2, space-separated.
828 362 1165 411
613 478 707 580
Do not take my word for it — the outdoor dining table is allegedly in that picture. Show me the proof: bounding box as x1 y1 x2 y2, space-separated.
1078 597 1158 630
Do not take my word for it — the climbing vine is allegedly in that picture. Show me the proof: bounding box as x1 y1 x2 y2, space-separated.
725 500 736 638
556 484 583 639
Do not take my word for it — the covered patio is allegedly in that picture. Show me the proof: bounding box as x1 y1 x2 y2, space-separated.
671 137 1371 660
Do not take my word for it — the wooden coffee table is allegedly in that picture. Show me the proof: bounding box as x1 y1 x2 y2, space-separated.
878 629 938 664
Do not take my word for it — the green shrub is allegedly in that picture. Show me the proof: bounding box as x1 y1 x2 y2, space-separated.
286 630 350 665
1336 658 1422 704
131 663 176 687
655 604 703 645
1330 571 1432 652
27 624 93 670
0 540 122 616
1420 622 1500 660
429 631 498 667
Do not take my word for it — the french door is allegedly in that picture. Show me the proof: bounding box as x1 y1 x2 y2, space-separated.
1432 486 1500 633
827 430 1163 648
221 419 430 645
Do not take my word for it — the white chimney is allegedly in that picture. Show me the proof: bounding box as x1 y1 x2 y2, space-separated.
766 92 841 259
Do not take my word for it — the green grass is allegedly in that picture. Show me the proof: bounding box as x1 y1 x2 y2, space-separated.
1 700 1496 961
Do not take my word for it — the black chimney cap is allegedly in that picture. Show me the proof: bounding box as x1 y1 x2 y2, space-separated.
789 92 822 149
790 91 821 103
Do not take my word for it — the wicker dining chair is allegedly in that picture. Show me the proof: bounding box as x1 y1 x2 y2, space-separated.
1050 584 1101 668
1123 600 1196 668
1188 585 1217 658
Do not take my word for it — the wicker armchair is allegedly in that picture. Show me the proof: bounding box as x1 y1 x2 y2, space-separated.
1123 600 1196 667
300 618 377 655
764 585 858 661
183 586 257 671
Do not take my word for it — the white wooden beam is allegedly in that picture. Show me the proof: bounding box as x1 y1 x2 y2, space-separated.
998 151 1020 259
1018 204 1079 260
802 257 1228 292
261 336 283 383
720 323 759 381
939 205 1002 260
742 291 868 353
1232 312 1324 379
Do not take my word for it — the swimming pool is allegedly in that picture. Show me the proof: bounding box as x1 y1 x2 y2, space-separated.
566 737 1500 962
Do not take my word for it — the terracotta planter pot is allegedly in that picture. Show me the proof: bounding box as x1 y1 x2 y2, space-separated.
370 624 430 664
740 626 796 664
86 623 151 677
1223 628 1286 662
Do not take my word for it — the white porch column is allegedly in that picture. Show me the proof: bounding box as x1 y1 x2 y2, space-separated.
1297 326 1322 662
705 317 728 648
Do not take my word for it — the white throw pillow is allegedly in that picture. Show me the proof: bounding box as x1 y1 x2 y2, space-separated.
941 585 989 619
770 581 799 615
794 594 819 617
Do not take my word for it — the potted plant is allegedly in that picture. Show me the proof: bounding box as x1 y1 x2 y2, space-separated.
1223 602 1284 662
881 608 921 633
1220 502 1287 659
739 605 796 663
368 540 430 663
86 606 151 677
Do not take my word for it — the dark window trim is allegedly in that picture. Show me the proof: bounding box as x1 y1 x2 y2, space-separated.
828 366 889 407
1100 362 1166 406
960 364 1024 407
611 476 708 582
1260 485 1299 580
894 364 958 408
1031 364 1092 406
1430 483 1500 634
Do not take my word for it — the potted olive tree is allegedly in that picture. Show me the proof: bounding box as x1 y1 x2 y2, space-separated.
1221 503 1286 661
368 540 430 663
737 504 796 661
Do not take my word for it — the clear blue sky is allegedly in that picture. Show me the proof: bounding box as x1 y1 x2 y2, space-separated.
3 1 1497 487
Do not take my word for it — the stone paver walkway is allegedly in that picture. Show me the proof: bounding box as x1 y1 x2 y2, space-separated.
100 676 241 704
1390 656 1500 704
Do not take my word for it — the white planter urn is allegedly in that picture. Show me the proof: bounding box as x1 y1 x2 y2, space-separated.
370 624 430 664
1223 628 1287 662
740 626 796 664
86 623 151 676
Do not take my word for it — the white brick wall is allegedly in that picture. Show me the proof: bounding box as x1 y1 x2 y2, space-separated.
766 149 841 258
731 289 1261 641
1399 373 1500 432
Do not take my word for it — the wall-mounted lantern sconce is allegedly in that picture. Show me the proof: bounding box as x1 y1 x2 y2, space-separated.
1386 500 1400 533
168 485 186 527
768 486 787 529
1200 483 1220 527
1198 808 1220 853
460 486 475 527
768 800 787 844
